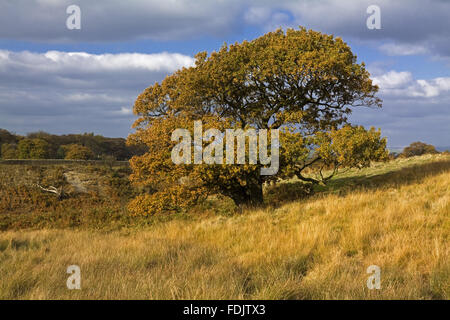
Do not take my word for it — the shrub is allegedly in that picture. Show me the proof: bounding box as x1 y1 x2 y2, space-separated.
401 141 438 158
17 138 50 159
1 143 18 159
63 144 95 160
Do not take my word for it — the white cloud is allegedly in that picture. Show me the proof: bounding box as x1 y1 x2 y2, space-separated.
63 93 129 104
435 77 450 91
44 51 195 71
373 70 450 99
116 107 133 115
350 69 450 147
379 43 429 56
244 7 272 25
373 71 413 89
0 50 194 73
1 0 450 61
247 0 450 60
412 78 450 98
245 6 293 31
414 80 440 98
0 50 194 136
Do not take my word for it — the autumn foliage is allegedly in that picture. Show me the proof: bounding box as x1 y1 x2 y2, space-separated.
63 144 95 160
127 28 388 215
17 138 50 159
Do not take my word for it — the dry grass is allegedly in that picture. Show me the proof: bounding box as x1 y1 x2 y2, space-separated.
0 154 448 299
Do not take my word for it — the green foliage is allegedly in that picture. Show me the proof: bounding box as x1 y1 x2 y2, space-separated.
402 141 438 158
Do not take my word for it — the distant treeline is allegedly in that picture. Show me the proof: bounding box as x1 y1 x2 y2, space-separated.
0 129 146 160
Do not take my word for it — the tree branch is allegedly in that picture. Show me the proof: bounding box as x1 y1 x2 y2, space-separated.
36 184 64 199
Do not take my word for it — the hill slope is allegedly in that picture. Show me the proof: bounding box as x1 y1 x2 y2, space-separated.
0 154 449 299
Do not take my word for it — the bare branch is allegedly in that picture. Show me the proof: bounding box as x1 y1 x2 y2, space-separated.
36 184 64 199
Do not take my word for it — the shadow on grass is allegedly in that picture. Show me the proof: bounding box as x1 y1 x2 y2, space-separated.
257 159 450 210
315 159 450 196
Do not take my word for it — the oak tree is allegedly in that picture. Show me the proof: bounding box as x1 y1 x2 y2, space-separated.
128 28 387 215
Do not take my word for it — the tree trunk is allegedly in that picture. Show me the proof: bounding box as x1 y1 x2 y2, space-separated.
229 180 264 207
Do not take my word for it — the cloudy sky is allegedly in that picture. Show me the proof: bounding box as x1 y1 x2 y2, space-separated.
0 0 449 149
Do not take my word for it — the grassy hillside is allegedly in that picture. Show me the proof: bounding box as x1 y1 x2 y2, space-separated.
0 154 448 299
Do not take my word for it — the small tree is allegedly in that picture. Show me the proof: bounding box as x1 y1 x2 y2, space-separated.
402 141 438 158
63 144 95 160
1 143 18 159
18 138 50 159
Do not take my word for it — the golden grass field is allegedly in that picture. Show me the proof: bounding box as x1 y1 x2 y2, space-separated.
0 154 448 299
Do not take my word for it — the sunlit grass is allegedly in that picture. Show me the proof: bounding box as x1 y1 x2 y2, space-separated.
0 154 448 299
